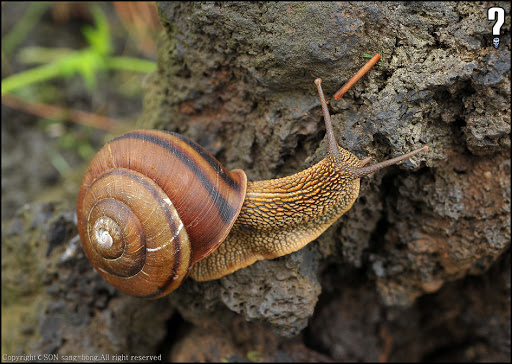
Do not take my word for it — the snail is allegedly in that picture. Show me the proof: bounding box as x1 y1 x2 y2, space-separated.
77 55 429 299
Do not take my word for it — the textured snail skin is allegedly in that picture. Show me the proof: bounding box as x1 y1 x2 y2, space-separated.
191 142 430 281
190 149 363 281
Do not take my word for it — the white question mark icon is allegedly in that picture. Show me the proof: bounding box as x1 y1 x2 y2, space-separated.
488 7 505 36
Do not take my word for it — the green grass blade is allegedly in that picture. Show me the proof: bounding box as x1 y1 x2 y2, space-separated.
106 57 157 73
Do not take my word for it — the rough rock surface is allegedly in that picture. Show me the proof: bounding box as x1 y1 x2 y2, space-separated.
147 0 510 332
2 1 510 361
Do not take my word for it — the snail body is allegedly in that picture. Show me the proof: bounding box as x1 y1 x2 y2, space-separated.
77 64 429 299
190 147 362 281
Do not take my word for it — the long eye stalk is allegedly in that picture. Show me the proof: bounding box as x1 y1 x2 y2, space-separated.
315 53 429 177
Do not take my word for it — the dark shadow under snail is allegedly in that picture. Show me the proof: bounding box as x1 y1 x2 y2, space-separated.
77 54 429 299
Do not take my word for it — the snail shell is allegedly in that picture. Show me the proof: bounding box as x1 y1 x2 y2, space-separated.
77 130 247 299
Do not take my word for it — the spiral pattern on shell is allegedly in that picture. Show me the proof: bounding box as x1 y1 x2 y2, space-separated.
77 130 247 298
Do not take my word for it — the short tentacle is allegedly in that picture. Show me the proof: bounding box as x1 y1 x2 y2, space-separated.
352 145 430 178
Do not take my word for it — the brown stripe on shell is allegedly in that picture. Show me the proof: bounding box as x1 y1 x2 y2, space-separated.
112 130 242 221
101 129 247 263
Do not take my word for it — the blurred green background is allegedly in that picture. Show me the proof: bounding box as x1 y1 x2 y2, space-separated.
1 2 163 220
